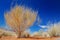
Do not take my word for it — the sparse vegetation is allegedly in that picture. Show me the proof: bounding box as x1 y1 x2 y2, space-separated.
4 5 37 38
32 30 50 38
0 29 17 38
23 32 30 38
48 22 60 37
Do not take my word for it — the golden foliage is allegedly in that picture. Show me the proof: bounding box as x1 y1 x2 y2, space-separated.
4 6 37 37
48 22 60 37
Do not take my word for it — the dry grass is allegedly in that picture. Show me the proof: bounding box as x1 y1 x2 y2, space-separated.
0 36 60 40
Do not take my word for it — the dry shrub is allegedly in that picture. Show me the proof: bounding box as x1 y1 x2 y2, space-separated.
4 5 37 38
32 30 50 38
48 22 60 37
0 29 17 38
23 33 30 38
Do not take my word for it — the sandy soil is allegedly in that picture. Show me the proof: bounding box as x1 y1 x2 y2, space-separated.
0 36 60 40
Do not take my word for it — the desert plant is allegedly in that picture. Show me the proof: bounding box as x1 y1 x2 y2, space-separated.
4 5 37 38
0 29 17 38
33 30 50 38
48 22 60 37
23 32 30 38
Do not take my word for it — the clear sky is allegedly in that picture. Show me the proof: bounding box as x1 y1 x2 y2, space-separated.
0 0 60 32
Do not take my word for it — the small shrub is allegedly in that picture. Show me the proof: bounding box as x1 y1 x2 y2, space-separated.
48 22 60 37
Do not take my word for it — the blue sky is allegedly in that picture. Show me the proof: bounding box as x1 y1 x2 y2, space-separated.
0 0 60 32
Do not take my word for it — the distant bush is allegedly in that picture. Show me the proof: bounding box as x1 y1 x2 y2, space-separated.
21 31 30 38
23 33 30 38
33 31 50 38
0 29 17 38
48 22 60 37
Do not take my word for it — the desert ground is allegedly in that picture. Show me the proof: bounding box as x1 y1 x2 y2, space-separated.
0 36 60 40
